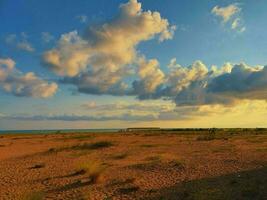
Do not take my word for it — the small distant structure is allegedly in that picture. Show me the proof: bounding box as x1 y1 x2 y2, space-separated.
120 127 161 132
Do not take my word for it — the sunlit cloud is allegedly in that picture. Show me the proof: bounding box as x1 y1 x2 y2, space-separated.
2 100 267 126
42 0 175 95
211 4 245 32
212 4 240 23
0 58 57 98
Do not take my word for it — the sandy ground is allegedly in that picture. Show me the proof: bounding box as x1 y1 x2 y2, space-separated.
0 131 266 200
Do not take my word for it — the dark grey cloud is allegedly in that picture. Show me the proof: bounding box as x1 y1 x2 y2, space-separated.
208 64 267 100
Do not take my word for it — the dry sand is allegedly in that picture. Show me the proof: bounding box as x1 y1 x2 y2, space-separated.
0 131 266 200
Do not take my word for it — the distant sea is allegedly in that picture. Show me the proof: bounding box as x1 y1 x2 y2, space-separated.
0 129 120 135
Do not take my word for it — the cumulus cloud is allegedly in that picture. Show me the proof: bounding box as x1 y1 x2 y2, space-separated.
132 57 165 98
5 32 35 52
39 0 266 108
208 63 267 100
60 55 267 107
42 0 175 94
109 58 267 107
168 61 267 106
165 60 208 95
60 68 129 95
212 4 240 23
0 58 58 98
211 4 245 32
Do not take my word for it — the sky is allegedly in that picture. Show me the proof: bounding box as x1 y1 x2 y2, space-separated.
1 0 267 130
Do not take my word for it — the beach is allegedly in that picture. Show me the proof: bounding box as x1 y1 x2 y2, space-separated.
0 130 266 199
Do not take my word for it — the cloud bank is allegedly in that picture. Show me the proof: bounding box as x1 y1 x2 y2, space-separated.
2 99 267 125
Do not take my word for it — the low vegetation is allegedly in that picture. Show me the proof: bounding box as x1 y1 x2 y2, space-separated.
30 164 45 169
118 186 140 194
196 129 230 141
140 144 158 148
73 141 114 151
77 161 106 184
23 191 44 200
169 159 184 168
112 153 128 160
61 134 94 141
196 134 216 141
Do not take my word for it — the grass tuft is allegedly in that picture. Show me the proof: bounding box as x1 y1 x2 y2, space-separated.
118 186 139 194
30 164 45 169
112 153 128 160
140 144 157 148
23 191 44 200
73 141 114 151
196 134 216 141
169 159 184 168
78 161 106 184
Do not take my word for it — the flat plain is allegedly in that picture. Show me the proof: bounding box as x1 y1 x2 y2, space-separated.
0 130 266 200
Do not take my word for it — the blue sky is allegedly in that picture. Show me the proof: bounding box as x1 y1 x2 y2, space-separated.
1 0 267 130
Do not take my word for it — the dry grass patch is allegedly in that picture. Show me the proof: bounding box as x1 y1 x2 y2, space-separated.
73 141 114 150
29 164 45 169
140 144 158 148
77 161 107 184
145 155 161 161
61 134 95 141
112 153 128 160
169 159 184 168
118 186 140 194
255 147 267 152
22 191 44 200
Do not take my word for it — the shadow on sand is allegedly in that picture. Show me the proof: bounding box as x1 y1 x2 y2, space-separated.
145 166 267 200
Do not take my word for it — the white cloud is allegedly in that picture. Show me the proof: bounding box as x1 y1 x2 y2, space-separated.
212 4 240 23
41 32 54 43
166 60 208 95
132 57 165 98
212 4 245 32
43 0 175 94
16 41 35 52
40 0 267 107
168 58 181 69
5 33 35 52
0 58 57 98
